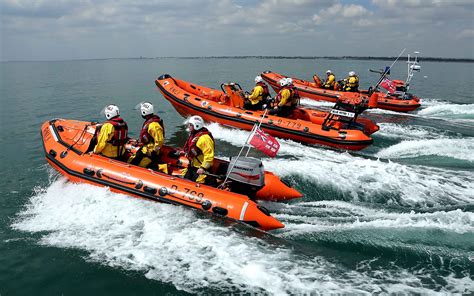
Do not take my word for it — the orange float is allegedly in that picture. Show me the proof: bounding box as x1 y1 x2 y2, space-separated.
41 119 304 231
261 71 421 112
155 74 379 151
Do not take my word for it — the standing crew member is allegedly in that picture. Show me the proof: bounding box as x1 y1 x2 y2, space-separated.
93 104 128 159
129 102 166 171
322 70 336 89
269 78 298 117
343 71 359 92
244 75 270 110
180 116 215 184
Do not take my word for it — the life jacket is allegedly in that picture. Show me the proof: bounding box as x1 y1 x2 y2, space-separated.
257 82 270 100
139 115 164 144
324 74 336 88
183 128 214 158
276 86 298 107
291 85 300 103
346 76 359 89
106 117 128 146
289 86 300 107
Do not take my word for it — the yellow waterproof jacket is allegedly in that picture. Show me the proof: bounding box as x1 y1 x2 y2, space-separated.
324 74 336 88
248 85 264 105
140 122 164 155
181 133 215 184
190 134 214 170
93 123 125 158
345 76 359 91
277 88 296 107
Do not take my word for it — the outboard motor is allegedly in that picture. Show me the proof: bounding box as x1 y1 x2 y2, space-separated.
226 156 265 199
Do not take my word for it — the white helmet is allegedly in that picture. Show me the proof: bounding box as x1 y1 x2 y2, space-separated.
279 78 288 87
254 75 263 83
349 71 356 76
136 101 154 116
286 77 293 85
185 115 204 131
103 104 119 120
326 70 332 74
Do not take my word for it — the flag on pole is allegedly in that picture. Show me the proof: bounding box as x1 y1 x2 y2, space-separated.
380 77 396 93
248 127 280 157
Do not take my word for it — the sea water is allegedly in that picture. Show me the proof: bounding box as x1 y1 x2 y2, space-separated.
1 58 473 294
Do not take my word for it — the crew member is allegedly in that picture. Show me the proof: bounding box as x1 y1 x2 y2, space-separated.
244 75 270 110
129 102 166 172
269 78 298 117
287 78 300 106
93 104 128 159
322 70 336 89
181 115 215 184
343 71 359 92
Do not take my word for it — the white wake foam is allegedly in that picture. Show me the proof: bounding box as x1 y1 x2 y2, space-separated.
419 98 449 107
12 180 340 294
367 99 474 122
274 201 474 235
208 123 474 206
416 103 474 119
14 179 466 294
368 108 418 116
376 138 474 162
12 179 472 295
377 123 451 140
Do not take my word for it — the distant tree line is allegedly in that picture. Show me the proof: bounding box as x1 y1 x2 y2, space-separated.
151 56 474 63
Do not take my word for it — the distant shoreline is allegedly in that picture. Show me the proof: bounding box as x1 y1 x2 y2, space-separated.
161 56 474 63
3 56 473 63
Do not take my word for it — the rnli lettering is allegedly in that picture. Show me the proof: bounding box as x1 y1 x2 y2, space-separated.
312 112 326 117
43 127 51 141
169 86 181 96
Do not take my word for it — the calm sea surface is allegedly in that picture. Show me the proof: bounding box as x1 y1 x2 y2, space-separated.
0 58 473 294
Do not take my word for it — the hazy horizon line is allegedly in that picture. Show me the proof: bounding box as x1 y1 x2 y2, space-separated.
2 55 473 63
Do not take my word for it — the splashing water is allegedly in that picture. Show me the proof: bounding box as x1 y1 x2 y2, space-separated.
417 103 474 119
207 123 474 207
12 180 473 294
375 138 474 162
369 99 474 121
377 123 458 140
274 200 474 235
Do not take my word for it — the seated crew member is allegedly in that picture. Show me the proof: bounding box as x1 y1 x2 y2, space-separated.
269 78 298 117
244 75 270 110
343 71 359 92
322 70 336 89
179 116 215 184
129 102 167 172
287 77 301 106
93 104 128 160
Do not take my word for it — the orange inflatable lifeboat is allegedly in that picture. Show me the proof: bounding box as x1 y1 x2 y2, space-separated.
261 71 421 112
155 74 379 151
40 119 304 231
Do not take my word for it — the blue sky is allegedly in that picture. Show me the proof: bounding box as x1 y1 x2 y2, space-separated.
1 0 473 61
